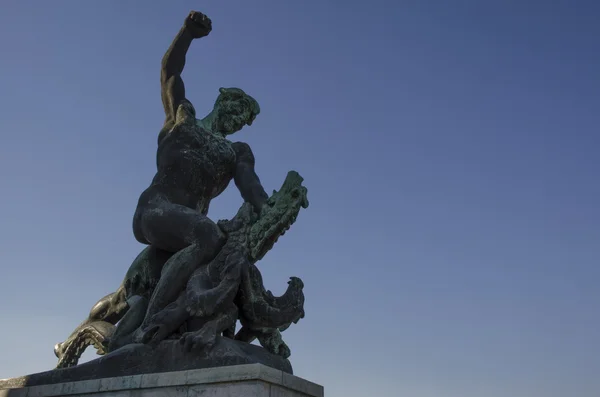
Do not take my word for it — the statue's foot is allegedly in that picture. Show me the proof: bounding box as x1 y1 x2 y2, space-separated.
179 322 217 352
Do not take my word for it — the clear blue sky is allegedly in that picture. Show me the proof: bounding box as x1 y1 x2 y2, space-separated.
1 1 599 396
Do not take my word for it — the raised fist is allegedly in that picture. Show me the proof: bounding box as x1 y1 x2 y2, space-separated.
185 11 212 38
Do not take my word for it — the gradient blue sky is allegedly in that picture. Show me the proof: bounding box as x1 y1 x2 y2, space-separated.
1 1 599 396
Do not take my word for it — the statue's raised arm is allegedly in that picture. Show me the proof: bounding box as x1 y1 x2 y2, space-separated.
160 11 212 136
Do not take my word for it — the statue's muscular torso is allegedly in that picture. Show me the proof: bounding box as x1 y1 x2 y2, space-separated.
132 113 247 250
132 13 267 254
55 12 269 354
151 121 237 212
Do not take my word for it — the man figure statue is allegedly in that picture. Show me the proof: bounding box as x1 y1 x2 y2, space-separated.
54 10 272 362
131 10 269 334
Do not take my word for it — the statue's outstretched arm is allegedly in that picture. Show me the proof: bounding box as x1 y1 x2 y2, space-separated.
232 142 269 214
160 11 212 130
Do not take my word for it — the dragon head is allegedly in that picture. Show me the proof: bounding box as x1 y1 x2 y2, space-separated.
249 171 308 261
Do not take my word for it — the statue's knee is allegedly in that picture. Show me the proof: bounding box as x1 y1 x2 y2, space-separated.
191 220 226 256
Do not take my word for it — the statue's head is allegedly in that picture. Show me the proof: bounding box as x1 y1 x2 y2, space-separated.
213 87 260 135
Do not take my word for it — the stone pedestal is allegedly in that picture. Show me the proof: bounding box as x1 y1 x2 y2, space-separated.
0 364 323 397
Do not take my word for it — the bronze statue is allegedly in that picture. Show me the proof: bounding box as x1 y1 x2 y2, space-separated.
50 11 309 379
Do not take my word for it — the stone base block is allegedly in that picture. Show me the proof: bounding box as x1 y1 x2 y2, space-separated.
0 338 292 388
0 364 323 397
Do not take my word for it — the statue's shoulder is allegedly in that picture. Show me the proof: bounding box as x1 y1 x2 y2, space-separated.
231 142 255 164
157 120 204 148
231 141 251 152
175 99 197 123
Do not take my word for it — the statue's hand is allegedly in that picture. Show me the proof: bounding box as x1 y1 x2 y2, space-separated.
185 11 212 38
255 201 266 217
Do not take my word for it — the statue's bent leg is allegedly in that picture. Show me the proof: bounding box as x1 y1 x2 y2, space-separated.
138 256 242 346
123 246 173 299
135 198 224 254
139 291 188 346
138 243 216 331
134 200 226 336
107 295 148 352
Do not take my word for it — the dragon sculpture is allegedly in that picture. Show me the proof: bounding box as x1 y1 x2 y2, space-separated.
54 171 308 368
